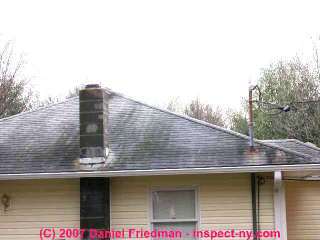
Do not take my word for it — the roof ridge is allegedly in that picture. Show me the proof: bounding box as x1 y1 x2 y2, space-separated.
263 139 320 151
263 139 293 142
292 139 320 151
0 88 313 160
0 97 78 123
110 90 312 160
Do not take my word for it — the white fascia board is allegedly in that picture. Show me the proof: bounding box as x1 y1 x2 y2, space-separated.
1 163 320 180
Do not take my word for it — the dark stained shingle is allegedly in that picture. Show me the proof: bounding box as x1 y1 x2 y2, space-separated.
0 90 319 174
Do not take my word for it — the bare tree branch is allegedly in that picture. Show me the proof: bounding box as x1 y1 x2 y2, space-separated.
0 40 34 119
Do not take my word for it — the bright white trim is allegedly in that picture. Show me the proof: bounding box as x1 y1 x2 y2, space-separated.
273 171 287 240
150 219 197 223
1 164 320 180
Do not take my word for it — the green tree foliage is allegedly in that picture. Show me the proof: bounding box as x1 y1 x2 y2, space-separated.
231 58 320 146
0 41 34 119
229 110 249 135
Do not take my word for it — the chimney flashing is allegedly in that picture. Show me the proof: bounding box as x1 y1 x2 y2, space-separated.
80 157 105 164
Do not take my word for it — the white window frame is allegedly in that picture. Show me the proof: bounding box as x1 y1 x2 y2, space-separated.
148 186 200 238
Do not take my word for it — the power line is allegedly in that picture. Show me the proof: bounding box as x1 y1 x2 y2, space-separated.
251 98 320 115
290 99 320 104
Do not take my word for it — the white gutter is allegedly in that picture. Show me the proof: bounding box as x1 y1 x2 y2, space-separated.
1 163 320 180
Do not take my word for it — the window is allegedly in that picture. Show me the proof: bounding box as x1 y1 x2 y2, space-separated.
150 188 199 239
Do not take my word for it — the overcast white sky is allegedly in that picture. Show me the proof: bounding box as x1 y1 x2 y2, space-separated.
1 0 319 110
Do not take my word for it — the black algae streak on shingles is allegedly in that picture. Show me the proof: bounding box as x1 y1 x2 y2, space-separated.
0 91 318 175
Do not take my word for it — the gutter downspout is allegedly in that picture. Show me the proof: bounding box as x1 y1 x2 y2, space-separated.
249 85 258 240
251 173 258 240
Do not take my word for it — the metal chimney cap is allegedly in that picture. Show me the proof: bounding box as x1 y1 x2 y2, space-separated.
85 84 101 89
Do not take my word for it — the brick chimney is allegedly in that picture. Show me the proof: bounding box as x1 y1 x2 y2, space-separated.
79 84 109 168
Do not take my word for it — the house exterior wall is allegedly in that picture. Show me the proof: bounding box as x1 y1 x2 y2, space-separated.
110 173 275 240
0 179 80 240
286 180 320 240
0 174 276 240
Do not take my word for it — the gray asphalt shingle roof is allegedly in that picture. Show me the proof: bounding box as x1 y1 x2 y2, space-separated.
0 90 319 174
262 139 320 158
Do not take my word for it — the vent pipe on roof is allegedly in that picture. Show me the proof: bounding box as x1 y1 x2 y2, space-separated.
248 85 256 149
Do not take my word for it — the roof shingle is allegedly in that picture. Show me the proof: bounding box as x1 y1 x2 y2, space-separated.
0 90 319 174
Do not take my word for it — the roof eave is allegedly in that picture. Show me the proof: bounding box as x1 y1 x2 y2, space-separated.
1 163 320 180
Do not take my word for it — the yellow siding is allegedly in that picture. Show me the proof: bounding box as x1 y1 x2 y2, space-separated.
111 173 275 240
286 181 320 240
0 174 275 240
0 179 80 240
258 174 275 233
